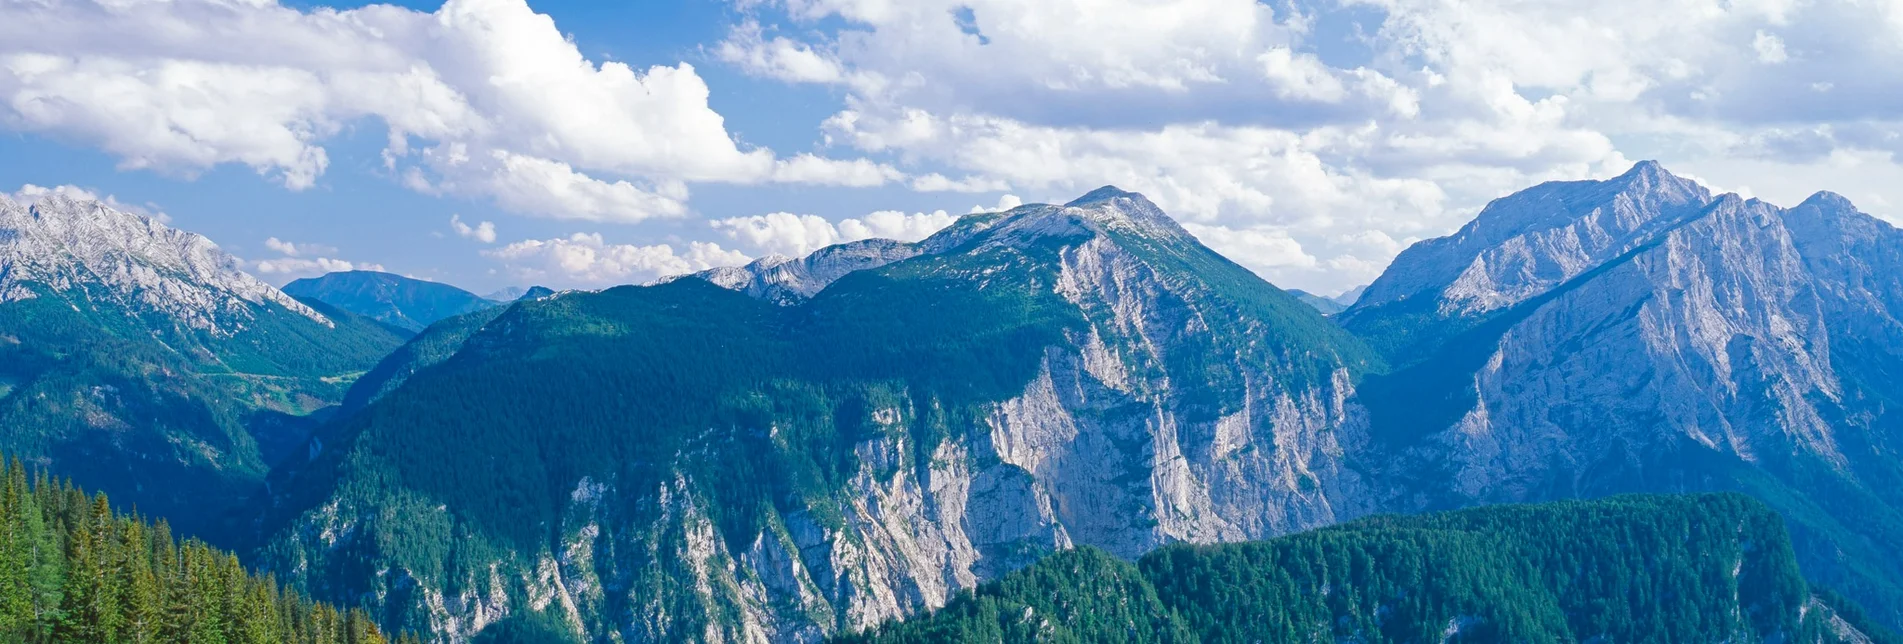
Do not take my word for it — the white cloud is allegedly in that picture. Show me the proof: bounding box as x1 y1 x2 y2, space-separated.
1752 30 1788 64
710 209 959 257
725 0 1281 106
839 209 959 243
482 233 750 285
255 256 383 278
716 21 850 84
450 215 497 243
911 173 1011 193
263 237 343 257
253 237 376 279
720 0 1903 291
1257 47 1347 103
709 212 841 258
821 109 1476 285
1183 223 1317 271
770 154 905 186
0 0 898 220
970 194 1023 213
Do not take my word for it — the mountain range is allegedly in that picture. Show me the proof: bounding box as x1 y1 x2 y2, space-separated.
1342 162 1903 621
282 271 500 333
0 193 407 537
281 271 553 333
1285 288 1360 314
4 163 1903 642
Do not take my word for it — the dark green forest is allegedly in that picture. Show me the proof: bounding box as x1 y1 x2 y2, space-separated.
842 494 1898 644
0 456 410 643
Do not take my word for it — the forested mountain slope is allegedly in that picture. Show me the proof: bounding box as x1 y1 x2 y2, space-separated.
845 495 1893 644
284 271 499 333
252 188 1380 641
240 168 1903 641
0 455 404 643
0 193 407 538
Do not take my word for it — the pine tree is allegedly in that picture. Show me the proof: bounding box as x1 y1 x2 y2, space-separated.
0 452 398 644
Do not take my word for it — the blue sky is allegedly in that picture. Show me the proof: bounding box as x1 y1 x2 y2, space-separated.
5 0 1903 296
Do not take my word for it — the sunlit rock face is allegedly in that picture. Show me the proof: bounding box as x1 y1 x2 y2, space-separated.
259 187 1379 642
1342 163 1903 627
261 169 1903 640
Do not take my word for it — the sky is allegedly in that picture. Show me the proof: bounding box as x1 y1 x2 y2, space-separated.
5 0 1903 297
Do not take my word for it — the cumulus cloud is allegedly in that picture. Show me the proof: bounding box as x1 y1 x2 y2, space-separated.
253 237 382 279
0 0 900 221
449 215 498 243
1183 223 1317 271
821 109 1469 287
482 233 750 285
970 194 1023 213
262 237 340 258
715 0 1903 291
710 209 959 257
715 21 850 84
255 256 382 278
1752 31 1788 64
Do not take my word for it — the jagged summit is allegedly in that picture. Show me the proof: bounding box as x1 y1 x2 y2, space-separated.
1617 159 1671 181
1609 160 1709 207
1056 185 1183 238
1351 162 1715 314
689 186 1197 304
689 237 925 304
1 191 326 330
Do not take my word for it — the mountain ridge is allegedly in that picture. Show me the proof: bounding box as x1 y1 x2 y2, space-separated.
1343 161 1903 626
283 270 498 332
1 192 329 330
0 192 406 539
252 187 1377 641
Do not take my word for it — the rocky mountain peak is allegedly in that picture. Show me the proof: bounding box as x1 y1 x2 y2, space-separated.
1798 190 1856 212
688 237 926 304
0 191 326 330
1352 162 1715 314
1058 185 1184 239
1063 185 1143 207
689 187 1200 305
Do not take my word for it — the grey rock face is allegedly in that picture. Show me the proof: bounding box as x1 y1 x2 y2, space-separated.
1345 163 1903 626
269 172 1903 640
271 189 1373 642
1357 160 1713 315
690 238 924 305
0 193 327 331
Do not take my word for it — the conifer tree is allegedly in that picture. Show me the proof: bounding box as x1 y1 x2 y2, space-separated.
0 455 402 643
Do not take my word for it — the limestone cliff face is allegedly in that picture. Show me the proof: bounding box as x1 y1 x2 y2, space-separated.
1 192 328 330
1344 164 1903 626
262 169 1903 640
261 188 1375 642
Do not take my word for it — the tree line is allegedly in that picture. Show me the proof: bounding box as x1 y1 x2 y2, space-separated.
0 455 418 643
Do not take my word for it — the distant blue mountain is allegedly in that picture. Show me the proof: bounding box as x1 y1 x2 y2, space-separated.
283 270 498 332
1286 288 1347 314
